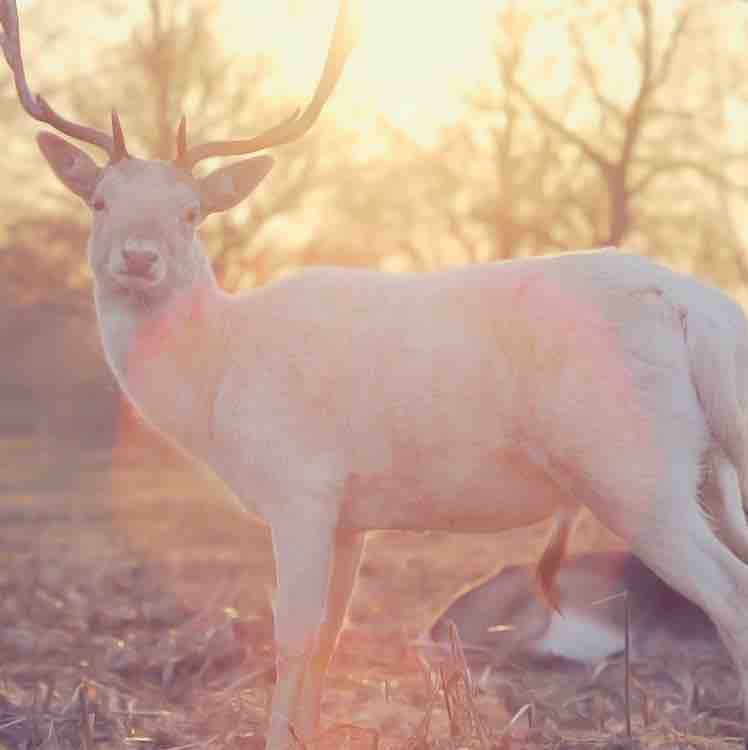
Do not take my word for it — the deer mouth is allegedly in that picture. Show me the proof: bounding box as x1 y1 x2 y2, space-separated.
110 265 166 293
109 251 166 290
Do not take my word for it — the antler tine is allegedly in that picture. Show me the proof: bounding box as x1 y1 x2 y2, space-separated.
111 111 129 161
175 0 354 171
0 0 115 157
176 116 187 162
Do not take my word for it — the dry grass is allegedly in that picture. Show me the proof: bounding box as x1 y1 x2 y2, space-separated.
0 436 744 750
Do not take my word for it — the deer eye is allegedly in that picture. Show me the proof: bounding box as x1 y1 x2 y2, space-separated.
91 198 107 212
183 207 199 224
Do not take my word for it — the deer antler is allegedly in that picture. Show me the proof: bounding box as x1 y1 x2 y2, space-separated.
0 0 126 160
174 0 354 171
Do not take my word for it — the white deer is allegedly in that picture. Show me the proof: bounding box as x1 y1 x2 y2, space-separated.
5 1 748 745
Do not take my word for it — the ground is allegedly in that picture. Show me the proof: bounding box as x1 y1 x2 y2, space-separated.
0 430 743 750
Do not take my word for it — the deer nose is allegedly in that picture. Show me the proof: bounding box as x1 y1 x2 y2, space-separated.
122 248 159 276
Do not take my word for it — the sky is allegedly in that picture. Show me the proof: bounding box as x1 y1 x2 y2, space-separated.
215 0 501 143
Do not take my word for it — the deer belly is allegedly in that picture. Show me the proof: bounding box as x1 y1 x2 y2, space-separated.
340 442 565 532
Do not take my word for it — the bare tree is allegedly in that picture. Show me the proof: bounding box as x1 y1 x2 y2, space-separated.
505 0 748 254
344 0 748 280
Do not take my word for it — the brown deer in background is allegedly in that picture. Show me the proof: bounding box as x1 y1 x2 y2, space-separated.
423 550 723 673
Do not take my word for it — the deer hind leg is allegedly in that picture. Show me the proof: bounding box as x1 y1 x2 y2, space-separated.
703 449 748 564
593 436 748 726
630 501 748 723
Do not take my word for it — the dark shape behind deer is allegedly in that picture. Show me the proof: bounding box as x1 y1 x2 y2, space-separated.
423 550 724 672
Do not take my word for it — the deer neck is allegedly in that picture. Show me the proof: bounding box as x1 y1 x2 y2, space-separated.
93 252 229 457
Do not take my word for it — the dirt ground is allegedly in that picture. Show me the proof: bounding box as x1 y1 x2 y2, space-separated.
0 432 743 750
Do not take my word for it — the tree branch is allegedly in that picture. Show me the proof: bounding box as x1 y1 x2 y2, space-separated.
512 83 610 170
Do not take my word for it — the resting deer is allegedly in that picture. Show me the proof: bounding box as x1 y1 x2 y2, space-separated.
423 549 724 673
6 1 748 745
426 459 742 674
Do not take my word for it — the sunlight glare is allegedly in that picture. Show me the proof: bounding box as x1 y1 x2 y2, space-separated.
217 0 501 143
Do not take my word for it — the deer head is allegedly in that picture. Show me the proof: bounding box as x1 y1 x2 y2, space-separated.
1 0 352 304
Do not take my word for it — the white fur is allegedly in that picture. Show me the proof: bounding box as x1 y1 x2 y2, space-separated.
536 611 625 663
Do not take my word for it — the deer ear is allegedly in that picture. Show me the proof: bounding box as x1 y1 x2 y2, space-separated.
37 132 102 202
198 155 274 215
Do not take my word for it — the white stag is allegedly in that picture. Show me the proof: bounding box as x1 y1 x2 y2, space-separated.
5 0 748 745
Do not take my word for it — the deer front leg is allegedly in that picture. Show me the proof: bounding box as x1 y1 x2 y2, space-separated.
297 531 365 733
266 515 363 750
